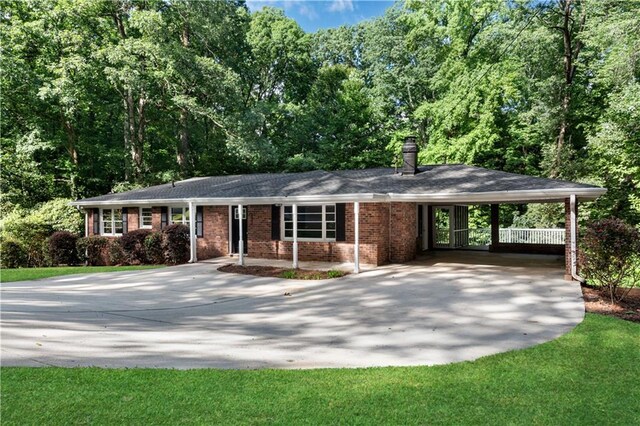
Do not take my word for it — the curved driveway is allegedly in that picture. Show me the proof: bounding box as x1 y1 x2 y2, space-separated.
1 253 584 369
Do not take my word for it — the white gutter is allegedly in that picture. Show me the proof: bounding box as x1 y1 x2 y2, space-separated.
388 187 606 204
570 194 585 283
69 187 606 209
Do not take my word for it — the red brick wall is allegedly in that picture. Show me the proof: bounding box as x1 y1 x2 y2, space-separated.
87 209 95 236
245 203 402 266
389 202 417 263
127 208 139 233
197 206 229 260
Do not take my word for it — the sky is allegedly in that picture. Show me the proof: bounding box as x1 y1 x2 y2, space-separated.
246 0 395 33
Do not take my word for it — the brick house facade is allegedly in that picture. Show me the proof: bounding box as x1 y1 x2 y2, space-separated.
87 202 419 265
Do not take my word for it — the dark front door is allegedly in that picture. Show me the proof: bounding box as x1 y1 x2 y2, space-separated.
231 206 248 254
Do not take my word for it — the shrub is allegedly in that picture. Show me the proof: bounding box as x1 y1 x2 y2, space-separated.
108 239 126 266
144 232 164 264
77 236 109 266
48 231 79 265
579 218 640 303
162 224 190 265
327 270 344 279
0 239 27 268
121 229 152 264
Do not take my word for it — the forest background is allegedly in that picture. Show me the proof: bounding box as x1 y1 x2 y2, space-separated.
2 0 638 232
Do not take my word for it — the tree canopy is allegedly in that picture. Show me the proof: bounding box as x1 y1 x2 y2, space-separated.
2 0 638 225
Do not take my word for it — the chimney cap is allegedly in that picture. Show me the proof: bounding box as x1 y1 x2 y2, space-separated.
402 135 418 153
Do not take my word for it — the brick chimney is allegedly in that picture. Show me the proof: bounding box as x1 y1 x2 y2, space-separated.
402 136 418 175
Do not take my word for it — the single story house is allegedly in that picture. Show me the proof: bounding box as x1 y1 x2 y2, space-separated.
70 137 606 280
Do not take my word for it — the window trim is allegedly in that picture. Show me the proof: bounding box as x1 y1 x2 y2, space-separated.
100 207 124 236
139 207 153 229
168 205 190 226
281 204 336 242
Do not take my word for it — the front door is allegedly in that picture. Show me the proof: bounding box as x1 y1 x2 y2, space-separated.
231 206 248 254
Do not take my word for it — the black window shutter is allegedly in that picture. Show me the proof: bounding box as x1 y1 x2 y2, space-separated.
196 206 203 238
122 207 128 234
93 208 100 235
271 205 281 240
336 203 346 241
160 207 168 229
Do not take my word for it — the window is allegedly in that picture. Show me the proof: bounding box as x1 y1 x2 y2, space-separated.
140 207 152 228
283 205 335 241
101 208 123 236
170 206 190 226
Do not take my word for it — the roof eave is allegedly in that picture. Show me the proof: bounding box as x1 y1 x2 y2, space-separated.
388 187 607 203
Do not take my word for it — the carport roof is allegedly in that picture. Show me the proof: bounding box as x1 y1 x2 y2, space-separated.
71 164 605 206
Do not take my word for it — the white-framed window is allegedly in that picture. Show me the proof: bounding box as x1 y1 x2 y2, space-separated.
170 206 190 226
283 204 336 241
139 207 152 228
101 208 123 236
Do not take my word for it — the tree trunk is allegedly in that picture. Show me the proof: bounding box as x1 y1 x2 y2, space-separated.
551 0 585 177
177 22 191 177
62 116 79 198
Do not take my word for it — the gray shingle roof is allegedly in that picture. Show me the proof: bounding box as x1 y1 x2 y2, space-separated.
73 164 604 205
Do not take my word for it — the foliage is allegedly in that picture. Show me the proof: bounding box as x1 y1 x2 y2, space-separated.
1 265 163 283
108 239 126 266
1 0 639 227
120 229 152 264
77 236 109 266
0 239 27 269
579 219 640 302
1 315 639 424
48 231 79 266
144 232 165 265
161 224 190 265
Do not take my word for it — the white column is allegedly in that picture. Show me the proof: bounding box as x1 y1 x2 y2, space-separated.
449 206 455 248
188 201 197 263
238 204 244 266
292 204 298 269
354 201 360 273
570 194 578 277
84 209 89 237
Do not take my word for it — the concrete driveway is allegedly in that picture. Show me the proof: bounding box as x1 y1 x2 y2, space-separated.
1 252 584 369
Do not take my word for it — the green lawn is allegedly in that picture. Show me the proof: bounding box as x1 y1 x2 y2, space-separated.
0 265 163 283
1 314 638 425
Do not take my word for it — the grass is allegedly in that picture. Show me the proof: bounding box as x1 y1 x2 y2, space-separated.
0 265 163 283
2 314 639 425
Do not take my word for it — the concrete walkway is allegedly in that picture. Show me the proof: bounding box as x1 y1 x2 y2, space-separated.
0 252 584 369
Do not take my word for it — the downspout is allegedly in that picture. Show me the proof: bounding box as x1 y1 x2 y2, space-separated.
570 194 585 283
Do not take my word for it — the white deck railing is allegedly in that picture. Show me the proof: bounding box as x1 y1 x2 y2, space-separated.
435 228 565 247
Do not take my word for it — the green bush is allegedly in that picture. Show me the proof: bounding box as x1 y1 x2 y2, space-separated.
1 198 83 267
162 224 190 265
0 239 27 268
579 218 640 302
108 239 126 266
77 236 109 266
327 270 344 279
121 229 152 264
49 231 79 266
144 232 164 264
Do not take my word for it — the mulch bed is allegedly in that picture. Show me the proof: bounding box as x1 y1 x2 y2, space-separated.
218 264 347 280
582 285 640 323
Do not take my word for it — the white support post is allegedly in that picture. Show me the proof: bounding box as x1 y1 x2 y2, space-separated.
84 209 89 237
570 194 580 280
292 204 298 269
238 204 244 266
449 206 455 248
188 201 197 263
354 201 360 273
